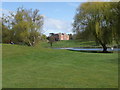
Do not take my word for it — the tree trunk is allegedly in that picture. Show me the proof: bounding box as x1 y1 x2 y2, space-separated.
102 44 108 53
50 42 52 47
95 36 108 53
32 36 35 46
28 40 32 46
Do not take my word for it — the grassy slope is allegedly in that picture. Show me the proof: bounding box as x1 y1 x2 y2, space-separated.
3 44 118 88
42 40 97 48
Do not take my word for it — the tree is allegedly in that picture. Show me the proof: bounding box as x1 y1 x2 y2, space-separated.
12 21 30 44
0 20 2 43
73 2 120 52
110 2 120 44
68 34 73 40
41 34 47 41
2 13 13 43
49 36 55 47
2 7 44 46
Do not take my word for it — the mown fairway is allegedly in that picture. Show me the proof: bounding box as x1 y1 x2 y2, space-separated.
42 40 97 48
3 44 118 88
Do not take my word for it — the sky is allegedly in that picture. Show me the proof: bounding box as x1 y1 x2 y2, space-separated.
1 2 82 36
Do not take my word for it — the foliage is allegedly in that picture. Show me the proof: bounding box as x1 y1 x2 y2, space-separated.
2 24 13 43
73 2 120 52
68 34 73 40
0 19 2 43
41 34 47 41
2 7 44 46
48 36 55 47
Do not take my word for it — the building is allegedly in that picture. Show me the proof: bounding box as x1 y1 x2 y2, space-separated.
49 33 70 41
58 33 69 40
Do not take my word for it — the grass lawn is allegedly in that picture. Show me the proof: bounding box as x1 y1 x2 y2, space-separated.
41 40 98 48
2 44 118 88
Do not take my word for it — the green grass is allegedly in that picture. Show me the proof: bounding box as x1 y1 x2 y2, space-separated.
41 40 97 48
3 44 118 88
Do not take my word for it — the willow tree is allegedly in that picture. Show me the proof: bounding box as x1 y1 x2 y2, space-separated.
73 2 120 52
110 2 120 44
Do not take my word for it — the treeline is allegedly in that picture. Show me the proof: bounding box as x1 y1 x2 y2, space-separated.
1 7 45 46
73 2 120 52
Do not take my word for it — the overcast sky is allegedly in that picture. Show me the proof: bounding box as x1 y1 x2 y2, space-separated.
2 2 82 36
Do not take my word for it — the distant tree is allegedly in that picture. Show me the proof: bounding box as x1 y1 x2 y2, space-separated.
68 34 73 40
49 36 55 47
41 34 47 41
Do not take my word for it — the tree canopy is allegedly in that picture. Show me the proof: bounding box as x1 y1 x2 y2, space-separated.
73 2 120 52
2 7 44 46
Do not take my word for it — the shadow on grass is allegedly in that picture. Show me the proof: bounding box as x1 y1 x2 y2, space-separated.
68 49 113 53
